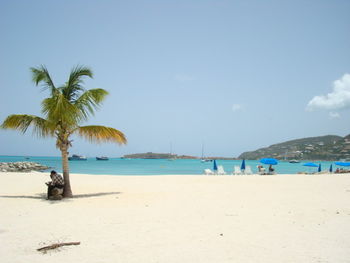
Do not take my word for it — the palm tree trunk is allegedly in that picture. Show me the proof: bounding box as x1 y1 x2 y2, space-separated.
61 145 73 197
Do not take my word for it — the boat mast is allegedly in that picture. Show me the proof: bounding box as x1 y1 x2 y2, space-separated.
201 142 204 159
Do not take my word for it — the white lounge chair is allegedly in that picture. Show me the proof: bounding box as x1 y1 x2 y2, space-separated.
244 165 253 175
204 169 214 175
257 165 266 175
217 165 226 175
233 165 242 175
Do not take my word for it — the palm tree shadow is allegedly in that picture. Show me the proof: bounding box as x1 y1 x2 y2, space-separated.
0 192 121 201
73 192 121 198
0 193 46 200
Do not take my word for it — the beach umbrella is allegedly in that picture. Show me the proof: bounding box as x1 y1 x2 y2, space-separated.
335 161 350 167
241 159 246 171
318 164 321 172
303 162 318 173
329 164 333 173
260 158 278 165
213 160 218 171
303 162 318 167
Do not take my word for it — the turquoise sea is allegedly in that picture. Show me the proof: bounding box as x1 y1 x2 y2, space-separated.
0 156 336 175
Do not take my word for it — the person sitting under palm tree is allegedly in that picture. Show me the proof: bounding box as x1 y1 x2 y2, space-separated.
46 170 64 199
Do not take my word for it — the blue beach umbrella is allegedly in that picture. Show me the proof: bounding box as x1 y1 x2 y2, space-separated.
260 158 278 165
303 162 318 167
318 164 321 172
241 159 246 171
335 161 350 167
303 162 318 173
213 160 218 171
329 164 333 173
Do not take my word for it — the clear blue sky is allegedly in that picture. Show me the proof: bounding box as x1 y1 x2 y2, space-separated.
1 0 350 157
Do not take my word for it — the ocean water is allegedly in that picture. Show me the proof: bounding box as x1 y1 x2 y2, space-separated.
0 156 336 175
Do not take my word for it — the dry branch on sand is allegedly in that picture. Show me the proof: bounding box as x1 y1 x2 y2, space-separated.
37 242 80 252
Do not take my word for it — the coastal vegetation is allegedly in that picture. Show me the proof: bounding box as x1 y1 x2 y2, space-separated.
1 65 127 197
239 135 349 161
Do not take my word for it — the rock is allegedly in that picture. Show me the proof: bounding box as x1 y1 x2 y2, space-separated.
0 162 50 172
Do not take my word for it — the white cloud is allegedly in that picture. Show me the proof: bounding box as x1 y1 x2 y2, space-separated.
329 112 340 119
307 73 350 111
232 104 242 112
174 74 195 82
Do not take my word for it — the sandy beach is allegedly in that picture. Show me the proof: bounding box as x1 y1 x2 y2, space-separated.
1 172 350 263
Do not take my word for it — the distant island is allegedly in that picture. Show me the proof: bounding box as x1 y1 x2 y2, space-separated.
122 152 236 160
123 152 195 159
239 134 350 161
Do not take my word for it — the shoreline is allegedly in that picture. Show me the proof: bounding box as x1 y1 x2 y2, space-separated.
1 154 348 162
0 158 342 175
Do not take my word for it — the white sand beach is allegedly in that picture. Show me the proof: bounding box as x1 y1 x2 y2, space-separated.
1 172 350 263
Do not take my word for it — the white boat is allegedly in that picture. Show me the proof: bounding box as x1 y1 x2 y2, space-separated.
289 160 300 163
68 154 87 161
96 156 109 161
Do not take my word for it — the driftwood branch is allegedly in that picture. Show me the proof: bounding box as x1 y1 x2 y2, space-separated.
37 242 80 252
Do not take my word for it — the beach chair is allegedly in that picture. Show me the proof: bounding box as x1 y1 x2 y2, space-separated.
204 169 214 175
217 165 226 175
257 165 266 175
245 165 253 175
233 165 242 175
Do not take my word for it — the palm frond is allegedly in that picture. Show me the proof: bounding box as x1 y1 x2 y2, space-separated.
68 65 93 86
1 114 54 137
74 89 109 120
41 94 81 126
30 65 57 96
63 65 93 102
76 125 127 145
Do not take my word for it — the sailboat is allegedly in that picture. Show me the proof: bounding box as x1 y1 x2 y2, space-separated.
201 143 212 162
168 142 176 161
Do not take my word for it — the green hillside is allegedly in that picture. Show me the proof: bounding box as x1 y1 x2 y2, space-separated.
238 135 350 161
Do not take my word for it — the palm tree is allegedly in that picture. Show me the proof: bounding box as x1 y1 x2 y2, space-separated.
1 65 127 197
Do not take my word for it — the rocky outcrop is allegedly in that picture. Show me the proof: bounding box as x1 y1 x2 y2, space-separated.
0 162 50 172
